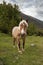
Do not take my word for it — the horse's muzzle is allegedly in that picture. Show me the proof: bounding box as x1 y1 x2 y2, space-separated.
21 33 26 38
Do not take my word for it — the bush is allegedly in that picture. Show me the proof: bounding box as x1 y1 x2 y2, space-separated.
35 29 43 36
0 1 21 34
27 22 37 36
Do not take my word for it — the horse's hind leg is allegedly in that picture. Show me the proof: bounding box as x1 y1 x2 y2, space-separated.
16 37 20 51
13 38 16 47
16 36 22 53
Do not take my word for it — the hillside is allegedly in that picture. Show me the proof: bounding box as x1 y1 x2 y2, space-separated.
20 12 43 28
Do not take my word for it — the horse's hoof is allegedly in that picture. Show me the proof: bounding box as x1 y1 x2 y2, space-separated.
22 49 25 52
30 43 36 47
18 50 22 54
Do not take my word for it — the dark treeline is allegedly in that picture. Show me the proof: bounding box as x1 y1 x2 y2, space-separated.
0 1 21 34
0 1 43 36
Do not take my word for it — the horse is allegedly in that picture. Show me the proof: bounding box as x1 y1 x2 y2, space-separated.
12 20 28 53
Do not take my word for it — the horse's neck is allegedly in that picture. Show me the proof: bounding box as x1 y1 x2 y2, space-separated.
18 26 20 30
18 26 23 32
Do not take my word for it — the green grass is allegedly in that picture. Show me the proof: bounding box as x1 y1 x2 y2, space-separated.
0 33 43 65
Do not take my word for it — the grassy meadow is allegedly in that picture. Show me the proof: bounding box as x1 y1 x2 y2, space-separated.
0 33 43 65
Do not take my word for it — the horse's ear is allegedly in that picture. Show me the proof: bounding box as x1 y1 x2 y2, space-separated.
26 19 28 23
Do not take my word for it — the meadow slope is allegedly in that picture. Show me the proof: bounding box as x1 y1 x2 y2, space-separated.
0 33 43 65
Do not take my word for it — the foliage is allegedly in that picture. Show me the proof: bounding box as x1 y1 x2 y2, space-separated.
27 22 43 36
27 22 37 36
35 28 43 36
0 1 21 34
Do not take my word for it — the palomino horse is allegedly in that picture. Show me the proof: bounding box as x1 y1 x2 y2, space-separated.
12 20 28 53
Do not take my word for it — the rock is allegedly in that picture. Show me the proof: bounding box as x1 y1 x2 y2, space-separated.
30 43 36 47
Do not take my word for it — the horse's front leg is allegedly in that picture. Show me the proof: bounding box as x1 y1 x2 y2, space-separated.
16 36 22 53
22 37 25 51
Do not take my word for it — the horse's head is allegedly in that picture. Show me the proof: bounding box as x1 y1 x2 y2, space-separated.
19 20 28 36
